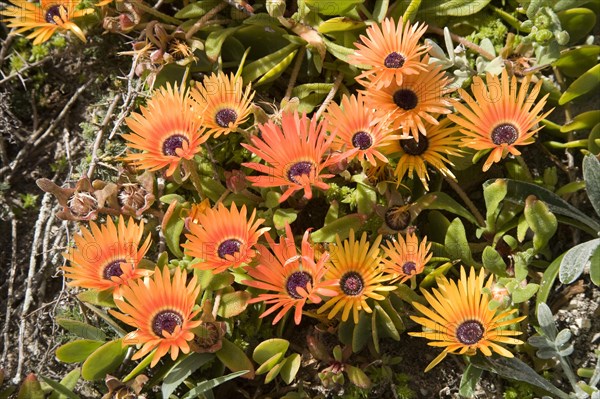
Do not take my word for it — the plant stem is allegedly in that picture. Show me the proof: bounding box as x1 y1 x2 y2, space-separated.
184 159 206 200
212 290 222 318
314 71 344 120
443 175 486 227
284 47 306 100
185 2 228 40
427 25 496 61
135 2 183 26
515 155 534 181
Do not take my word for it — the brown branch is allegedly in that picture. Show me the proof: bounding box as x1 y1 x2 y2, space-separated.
427 25 495 61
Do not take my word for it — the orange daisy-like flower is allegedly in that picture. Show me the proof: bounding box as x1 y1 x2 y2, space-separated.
62 216 152 293
363 60 453 138
0 0 93 45
350 17 429 89
122 83 208 177
385 117 462 190
326 94 399 166
448 70 552 172
243 225 337 325
242 112 336 203
409 267 526 372
182 203 269 274
111 266 201 367
382 233 432 284
190 72 254 138
317 231 395 323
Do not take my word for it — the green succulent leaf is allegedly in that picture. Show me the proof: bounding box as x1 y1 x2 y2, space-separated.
253 339 289 365
311 214 365 242
352 311 371 352
17 375 44 399
48 368 80 399
524 196 557 252
559 64 600 105
55 340 104 364
557 8 596 44
40 376 79 399
279 354 301 385
445 218 476 266
553 45 600 78
217 290 251 318
345 365 372 389
216 338 255 379
561 110 600 132
273 208 298 230
205 27 241 62
459 364 483 398
81 339 128 381
419 0 492 16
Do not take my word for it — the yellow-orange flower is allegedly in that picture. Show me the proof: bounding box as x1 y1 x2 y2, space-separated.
409 267 526 372
190 72 254 138
351 17 429 90
363 60 453 138
317 231 395 323
382 233 432 283
243 225 337 325
111 266 201 367
326 94 399 166
0 0 93 45
122 83 208 176
448 70 552 171
242 112 336 203
385 117 462 190
62 216 151 293
182 203 269 274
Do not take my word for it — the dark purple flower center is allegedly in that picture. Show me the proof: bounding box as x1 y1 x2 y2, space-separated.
491 123 518 145
215 108 238 128
103 259 126 280
351 131 373 150
340 271 364 296
384 52 406 69
456 320 484 345
45 5 65 24
286 271 313 299
217 239 242 259
162 134 189 156
402 261 417 275
287 161 313 184
400 134 428 155
393 89 418 111
152 310 183 337
384 206 411 231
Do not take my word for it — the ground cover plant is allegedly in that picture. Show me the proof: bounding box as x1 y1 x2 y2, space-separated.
0 0 599 397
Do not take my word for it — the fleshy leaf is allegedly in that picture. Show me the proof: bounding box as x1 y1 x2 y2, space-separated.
81 339 127 381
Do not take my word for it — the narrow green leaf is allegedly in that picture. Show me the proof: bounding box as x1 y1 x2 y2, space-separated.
589 245 600 286
76 289 116 308
561 110 600 132
372 0 389 22
175 0 220 18
469 354 569 399
371 311 380 353
419 0 491 16
181 370 249 399
559 64 600 105
81 339 127 381
162 353 214 399
255 353 284 375
53 368 80 399
304 0 364 15
56 318 106 341
375 304 400 341
242 43 300 83
483 179 507 232
559 238 600 284
122 350 155 383
356 183 376 216
536 253 564 310
264 361 284 384
311 214 365 242
554 46 600 78
255 50 298 87
483 179 600 233
537 303 558 341
416 192 479 226
40 376 79 399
